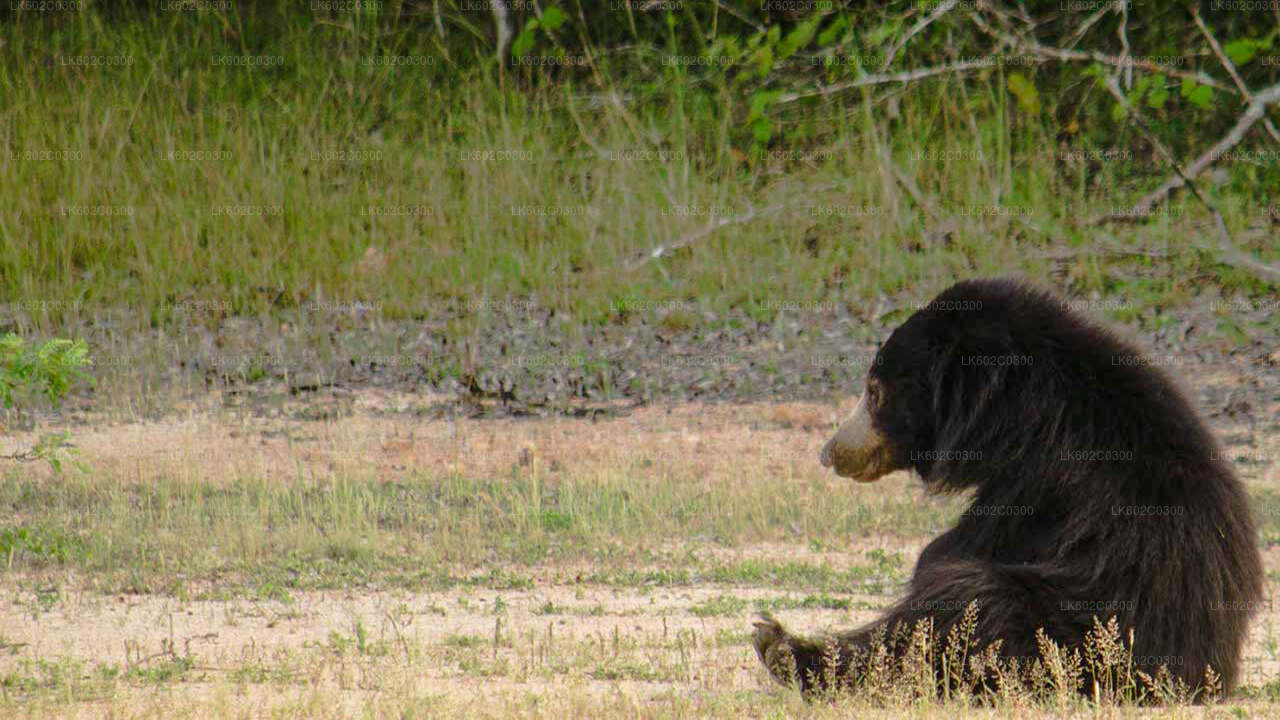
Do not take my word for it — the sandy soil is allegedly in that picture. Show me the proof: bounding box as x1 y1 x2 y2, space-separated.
0 388 1277 717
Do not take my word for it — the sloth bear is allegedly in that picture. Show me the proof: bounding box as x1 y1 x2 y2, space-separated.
754 278 1262 699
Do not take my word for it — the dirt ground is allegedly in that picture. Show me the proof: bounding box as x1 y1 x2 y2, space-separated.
1 386 1278 717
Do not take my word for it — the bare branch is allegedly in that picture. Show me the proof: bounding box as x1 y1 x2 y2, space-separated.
491 0 512 67
627 183 844 270
434 0 446 43
626 203 783 270
1116 0 1131 90
1102 80 1280 219
979 0 1036 32
776 59 1000 105
715 0 764 34
1065 5 1111 48
877 143 938 220
787 6 1229 108
969 9 1234 94
1093 76 1280 284
1191 7 1280 144
881 0 959 71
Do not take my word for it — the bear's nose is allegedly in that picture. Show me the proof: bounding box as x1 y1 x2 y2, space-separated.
819 438 834 467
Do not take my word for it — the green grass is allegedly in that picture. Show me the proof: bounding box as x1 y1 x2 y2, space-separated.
1 7 1276 718
0 443 1273 714
0 460 931 597
12 454 1280 599
754 593 853 612
1 657 112 701
2 8 1277 343
688 594 750 617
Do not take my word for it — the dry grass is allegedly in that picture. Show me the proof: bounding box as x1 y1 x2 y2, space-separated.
0 389 1277 717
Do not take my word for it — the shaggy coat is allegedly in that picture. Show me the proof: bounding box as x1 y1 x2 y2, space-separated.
753 278 1262 698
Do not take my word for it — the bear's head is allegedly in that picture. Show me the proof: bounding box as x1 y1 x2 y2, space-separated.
817 304 940 484
820 278 1116 492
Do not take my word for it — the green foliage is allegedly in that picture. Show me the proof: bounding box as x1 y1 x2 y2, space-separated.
689 594 750 617
0 335 91 410
21 432 86 475
2 3 1277 342
747 89 782 143
1146 74 1170 110
1223 35 1273 67
816 15 848 49
1180 77 1215 110
0 525 89 567
511 5 567 59
1007 73 1041 114
776 15 820 61
0 335 91 474
866 17 903 46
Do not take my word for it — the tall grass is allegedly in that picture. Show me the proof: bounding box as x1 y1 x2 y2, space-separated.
2 8 1269 336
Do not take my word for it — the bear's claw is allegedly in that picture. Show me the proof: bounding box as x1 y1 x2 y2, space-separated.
752 612 798 687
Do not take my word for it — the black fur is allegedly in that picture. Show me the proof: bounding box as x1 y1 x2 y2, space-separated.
754 278 1262 698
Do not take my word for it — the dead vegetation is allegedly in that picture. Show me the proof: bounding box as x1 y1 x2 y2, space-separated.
0 390 1276 717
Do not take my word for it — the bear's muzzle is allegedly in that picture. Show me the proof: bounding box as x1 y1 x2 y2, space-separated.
820 392 896 482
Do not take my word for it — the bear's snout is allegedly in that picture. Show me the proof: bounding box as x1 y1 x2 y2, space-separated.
822 393 896 482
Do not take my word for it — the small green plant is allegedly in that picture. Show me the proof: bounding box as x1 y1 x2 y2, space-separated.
124 655 193 684
0 334 92 410
0 334 92 474
9 431 85 474
0 525 89 568
534 600 563 615
689 594 750 617
509 6 567 61
33 585 60 614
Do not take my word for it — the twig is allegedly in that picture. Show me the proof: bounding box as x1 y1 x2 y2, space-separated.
433 0 446 44
1117 0 1131 90
1099 80 1280 220
881 0 959 71
969 9 1233 94
979 0 1036 32
877 143 938 220
776 59 1000 105
490 0 511 67
1191 7 1280 144
714 0 764 34
626 202 783 270
627 182 845 270
1094 76 1280 284
1065 5 1111 48
1037 243 1172 261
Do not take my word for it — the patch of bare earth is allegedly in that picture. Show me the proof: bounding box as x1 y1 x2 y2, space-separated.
0 387 1277 717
